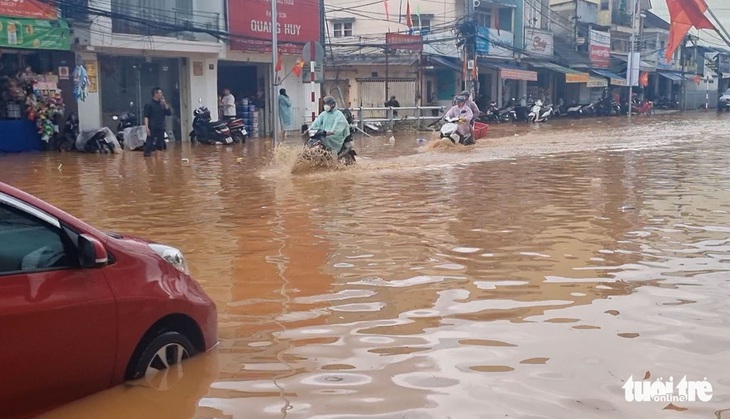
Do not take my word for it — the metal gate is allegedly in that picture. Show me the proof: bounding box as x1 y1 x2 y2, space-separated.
357 78 416 118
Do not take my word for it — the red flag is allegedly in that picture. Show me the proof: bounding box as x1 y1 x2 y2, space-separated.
495 9 500 35
292 59 305 77
275 50 283 73
639 71 649 87
405 1 412 30
665 0 715 61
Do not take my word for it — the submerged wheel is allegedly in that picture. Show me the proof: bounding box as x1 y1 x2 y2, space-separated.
127 331 195 384
232 132 245 144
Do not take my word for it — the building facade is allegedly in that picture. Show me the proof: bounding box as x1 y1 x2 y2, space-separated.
67 0 321 140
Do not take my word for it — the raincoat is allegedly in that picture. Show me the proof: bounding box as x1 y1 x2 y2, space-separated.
310 109 350 152
445 104 473 137
278 94 292 129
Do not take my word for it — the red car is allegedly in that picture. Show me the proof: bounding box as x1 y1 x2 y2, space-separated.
0 181 218 418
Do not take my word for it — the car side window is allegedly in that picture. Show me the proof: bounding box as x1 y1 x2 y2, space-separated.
0 204 71 275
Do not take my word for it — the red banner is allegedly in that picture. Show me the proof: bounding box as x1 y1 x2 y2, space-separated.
228 0 321 55
386 33 422 51
589 45 610 68
0 0 57 19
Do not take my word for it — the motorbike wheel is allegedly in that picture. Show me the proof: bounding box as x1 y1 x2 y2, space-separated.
232 132 246 144
189 131 197 144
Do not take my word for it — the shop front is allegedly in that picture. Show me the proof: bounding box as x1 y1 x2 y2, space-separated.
0 2 73 152
529 62 589 105
479 61 538 107
226 0 322 137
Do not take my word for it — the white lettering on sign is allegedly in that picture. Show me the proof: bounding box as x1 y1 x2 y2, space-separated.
284 24 301 35
250 21 281 34
249 22 300 35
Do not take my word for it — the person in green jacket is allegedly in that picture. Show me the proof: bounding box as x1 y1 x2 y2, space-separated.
309 96 350 153
278 88 292 139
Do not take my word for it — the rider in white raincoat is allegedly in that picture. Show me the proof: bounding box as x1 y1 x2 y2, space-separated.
445 95 474 138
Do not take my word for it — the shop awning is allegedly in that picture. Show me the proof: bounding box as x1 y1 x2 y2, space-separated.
658 71 683 82
481 61 538 81
529 62 589 83
590 69 628 86
427 55 462 73
0 17 70 50
587 76 608 88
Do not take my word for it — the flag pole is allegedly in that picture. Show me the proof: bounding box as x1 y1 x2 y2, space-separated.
271 0 280 145
706 7 730 48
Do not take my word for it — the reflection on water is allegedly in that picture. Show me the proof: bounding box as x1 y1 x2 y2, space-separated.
4 113 730 417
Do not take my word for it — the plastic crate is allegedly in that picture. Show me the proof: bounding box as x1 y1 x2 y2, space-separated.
474 122 489 139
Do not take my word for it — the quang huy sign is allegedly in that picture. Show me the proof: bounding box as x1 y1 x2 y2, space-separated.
228 0 321 54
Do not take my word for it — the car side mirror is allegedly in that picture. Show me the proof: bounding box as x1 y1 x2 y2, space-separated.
79 234 108 268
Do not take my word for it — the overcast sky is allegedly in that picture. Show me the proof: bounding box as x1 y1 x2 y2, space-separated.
650 0 730 48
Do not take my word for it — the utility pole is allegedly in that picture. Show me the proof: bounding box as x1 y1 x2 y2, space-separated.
271 0 280 145
627 0 638 120
680 35 687 111
466 0 477 96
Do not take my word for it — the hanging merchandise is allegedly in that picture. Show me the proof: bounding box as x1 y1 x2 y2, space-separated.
72 64 88 102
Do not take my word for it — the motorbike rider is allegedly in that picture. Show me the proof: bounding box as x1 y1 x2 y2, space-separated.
309 96 351 153
445 95 474 139
460 90 480 134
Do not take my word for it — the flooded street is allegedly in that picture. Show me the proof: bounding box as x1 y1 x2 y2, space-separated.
5 112 730 418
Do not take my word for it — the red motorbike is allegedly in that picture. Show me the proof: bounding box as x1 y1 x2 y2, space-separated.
632 100 654 115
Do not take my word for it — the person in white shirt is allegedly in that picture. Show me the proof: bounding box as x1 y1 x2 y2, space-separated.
220 88 236 120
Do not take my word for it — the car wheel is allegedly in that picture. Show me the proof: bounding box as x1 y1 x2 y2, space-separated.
128 331 195 385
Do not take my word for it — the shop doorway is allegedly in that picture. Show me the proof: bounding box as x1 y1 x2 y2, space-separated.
99 55 182 141
217 61 267 137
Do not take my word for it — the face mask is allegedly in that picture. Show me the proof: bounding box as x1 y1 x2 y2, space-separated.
324 105 332 112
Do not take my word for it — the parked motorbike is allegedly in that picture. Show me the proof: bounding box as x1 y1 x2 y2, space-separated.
566 102 584 118
479 102 502 123
301 129 357 166
75 127 120 154
112 102 138 150
440 116 474 145
53 113 79 152
527 100 553 123
632 99 654 115
225 117 247 143
190 101 233 145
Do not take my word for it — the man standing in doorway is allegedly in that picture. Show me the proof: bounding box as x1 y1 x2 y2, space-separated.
143 87 171 157
220 88 236 120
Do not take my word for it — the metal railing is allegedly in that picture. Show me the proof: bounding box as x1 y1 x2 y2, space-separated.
348 106 447 134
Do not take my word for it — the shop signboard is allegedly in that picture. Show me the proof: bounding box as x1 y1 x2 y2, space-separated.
0 0 57 19
657 47 676 70
228 0 321 55
0 17 70 50
475 27 513 58
386 33 422 52
589 29 610 68
524 28 553 58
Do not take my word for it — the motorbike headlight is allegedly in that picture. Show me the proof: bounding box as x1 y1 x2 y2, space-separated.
149 244 190 275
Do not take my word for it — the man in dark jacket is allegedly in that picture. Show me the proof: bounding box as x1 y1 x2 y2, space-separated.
143 87 172 157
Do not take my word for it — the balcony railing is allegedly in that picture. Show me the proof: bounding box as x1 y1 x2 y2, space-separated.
111 2 222 43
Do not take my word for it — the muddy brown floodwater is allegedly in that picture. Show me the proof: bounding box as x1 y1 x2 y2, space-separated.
3 113 730 418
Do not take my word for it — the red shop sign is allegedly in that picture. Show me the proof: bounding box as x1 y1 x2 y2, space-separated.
228 0 321 55
386 33 422 52
0 0 57 19
589 45 610 68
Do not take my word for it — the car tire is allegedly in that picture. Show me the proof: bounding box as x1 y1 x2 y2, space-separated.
128 331 196 382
